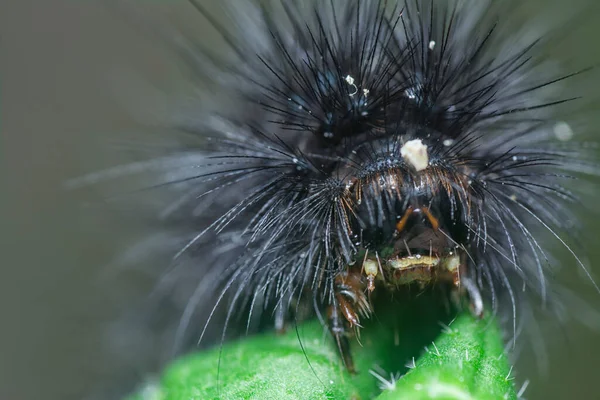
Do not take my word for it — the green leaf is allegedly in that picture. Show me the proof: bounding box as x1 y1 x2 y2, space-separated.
128 312 516 400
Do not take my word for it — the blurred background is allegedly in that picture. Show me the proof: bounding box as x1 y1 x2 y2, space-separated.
2 1 600 399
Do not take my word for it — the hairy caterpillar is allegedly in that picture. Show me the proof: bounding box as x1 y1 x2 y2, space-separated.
74 0 600 396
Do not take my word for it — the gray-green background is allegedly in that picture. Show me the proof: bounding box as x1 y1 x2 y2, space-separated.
2 1 600 399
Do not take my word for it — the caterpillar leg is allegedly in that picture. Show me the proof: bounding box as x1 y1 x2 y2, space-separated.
450 262 484 318
461 275 484 318
327 270 371 373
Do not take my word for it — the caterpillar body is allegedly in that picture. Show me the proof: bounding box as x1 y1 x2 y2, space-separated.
77 0 600 395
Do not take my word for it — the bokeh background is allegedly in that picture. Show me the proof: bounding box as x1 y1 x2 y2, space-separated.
2 1 600 399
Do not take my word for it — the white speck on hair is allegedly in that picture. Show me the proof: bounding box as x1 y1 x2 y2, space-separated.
401 139 429 171
443 139 454 147
554 121 574 141
429 40 436 50
329 380 334 385
405 88 417 99
345 75 358 96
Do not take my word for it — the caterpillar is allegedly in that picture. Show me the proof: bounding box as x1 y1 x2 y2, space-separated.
75 0 600 396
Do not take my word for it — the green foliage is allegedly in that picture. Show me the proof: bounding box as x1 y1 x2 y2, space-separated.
128 312 516 400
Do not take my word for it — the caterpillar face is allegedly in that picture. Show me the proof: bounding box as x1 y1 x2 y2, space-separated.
285 109 486 370
338 134 472 248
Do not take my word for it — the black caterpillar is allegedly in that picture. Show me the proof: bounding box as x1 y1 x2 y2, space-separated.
75 0 600 394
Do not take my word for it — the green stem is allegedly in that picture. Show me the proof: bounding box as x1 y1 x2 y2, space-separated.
128 312 516 400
